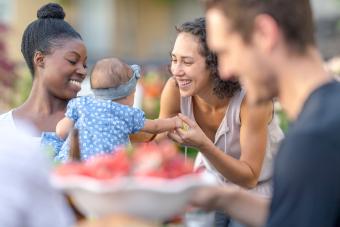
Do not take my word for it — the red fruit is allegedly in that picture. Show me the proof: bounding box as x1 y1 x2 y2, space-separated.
85 151 131 179
140 168 167 178
163 156 194 178
133 143 163 174
54 142 196 181
55 162 89 176
158 140 178 161
86 165 115 180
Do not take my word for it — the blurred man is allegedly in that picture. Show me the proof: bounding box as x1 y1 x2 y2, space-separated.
188 0 340 226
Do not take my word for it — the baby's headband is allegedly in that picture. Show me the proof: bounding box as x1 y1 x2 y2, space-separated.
92 64 141 100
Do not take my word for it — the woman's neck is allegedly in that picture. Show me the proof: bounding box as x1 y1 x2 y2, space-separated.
192 90 231 142
193 92 230 112
192 78 229 109
10 80 70 134
20 83 67 114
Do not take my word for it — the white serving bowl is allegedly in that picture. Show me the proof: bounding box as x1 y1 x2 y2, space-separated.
51 173 216 221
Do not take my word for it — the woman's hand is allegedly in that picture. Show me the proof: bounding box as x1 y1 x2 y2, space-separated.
167 113 211 149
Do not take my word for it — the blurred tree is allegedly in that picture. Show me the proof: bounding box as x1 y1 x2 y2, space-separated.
0 23 17 111
10 68 32 108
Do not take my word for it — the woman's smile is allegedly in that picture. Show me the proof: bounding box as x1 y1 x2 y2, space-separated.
68 78 83 92
177 79 192 89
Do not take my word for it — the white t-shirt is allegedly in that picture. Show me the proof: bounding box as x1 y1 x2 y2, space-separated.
0 111 75 227
0 110 41 147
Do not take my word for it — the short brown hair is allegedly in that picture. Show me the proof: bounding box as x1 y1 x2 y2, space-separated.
204 0 316 53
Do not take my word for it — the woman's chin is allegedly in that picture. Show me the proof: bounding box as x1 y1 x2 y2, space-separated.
179 89 194 97
58 92 78 101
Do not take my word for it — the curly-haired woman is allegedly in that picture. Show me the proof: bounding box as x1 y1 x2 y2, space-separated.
159 18 284 227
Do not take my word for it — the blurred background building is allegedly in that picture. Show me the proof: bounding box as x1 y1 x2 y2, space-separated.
0 0 340 114
312 0 340 59
2 0 204 65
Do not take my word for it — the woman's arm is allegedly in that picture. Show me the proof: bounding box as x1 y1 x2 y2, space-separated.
154 77 181 140
170 96 273 188
159 77 181 119
237 96 273 187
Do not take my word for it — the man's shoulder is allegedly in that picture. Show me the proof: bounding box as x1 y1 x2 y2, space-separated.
309 80 340 110
285 115 339 150
295 81 340 133
282 80 340 154
280 112 340 165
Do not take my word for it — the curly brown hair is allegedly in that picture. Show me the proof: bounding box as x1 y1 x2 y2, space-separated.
173 17 240 98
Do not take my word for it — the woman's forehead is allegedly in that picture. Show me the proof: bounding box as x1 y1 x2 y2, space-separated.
172 33 201 57
51 38 87 57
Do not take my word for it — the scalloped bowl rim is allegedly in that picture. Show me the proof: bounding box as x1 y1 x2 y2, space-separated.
51 173 216 193
50 173 218 220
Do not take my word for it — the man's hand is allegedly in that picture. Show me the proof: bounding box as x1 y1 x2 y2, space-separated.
189 186 238 211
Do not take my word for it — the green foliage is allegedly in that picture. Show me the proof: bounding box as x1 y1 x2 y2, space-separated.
336 20 340 32
277 109 289 133
151 0 178 6
55 0 71 6
179 146 198 159
10 69 32 108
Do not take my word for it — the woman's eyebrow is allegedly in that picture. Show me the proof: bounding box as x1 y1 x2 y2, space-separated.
66 51 81 58
171 53 194 60
182 56 194 60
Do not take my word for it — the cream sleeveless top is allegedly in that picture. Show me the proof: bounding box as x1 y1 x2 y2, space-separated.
180 90 284 196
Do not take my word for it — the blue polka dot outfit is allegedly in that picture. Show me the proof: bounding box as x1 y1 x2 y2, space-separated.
43 96 145 161
40 132 64 158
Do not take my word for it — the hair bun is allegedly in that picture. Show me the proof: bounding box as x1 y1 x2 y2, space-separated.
37 3 65 20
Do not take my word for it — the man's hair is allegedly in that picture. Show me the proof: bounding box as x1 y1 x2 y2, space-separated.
21 3 82 76
204 0 316 53
174 17 240 98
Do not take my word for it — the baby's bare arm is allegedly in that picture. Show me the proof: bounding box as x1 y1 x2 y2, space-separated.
56 117 75 139
142 117 181 134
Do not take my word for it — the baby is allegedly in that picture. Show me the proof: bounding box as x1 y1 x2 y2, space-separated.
54 58 180 161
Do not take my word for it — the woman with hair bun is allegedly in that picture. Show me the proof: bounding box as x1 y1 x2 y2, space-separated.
0 2 87 147
0 3 87 226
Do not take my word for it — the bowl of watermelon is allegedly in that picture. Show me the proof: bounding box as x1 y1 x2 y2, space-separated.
51 141 216 221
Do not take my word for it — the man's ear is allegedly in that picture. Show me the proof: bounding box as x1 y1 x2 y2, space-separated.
33 51 45 68
253 14 280 54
